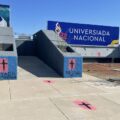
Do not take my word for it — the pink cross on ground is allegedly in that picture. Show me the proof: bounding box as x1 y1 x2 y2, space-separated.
74 100 96 111
43 80 55 84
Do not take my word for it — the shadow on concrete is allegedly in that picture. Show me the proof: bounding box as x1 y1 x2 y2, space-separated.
18 56 60 78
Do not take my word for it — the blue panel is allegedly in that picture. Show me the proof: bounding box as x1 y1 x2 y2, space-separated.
48 21 119 46
64 57 82 78
0 56 17 80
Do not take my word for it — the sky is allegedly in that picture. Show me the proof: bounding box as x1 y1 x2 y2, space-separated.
0 0 120 35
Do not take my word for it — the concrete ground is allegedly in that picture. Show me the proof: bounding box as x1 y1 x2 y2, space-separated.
0 56 120 120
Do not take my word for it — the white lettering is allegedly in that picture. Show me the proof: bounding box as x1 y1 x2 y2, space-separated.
73 35 106 42
69 28 110 36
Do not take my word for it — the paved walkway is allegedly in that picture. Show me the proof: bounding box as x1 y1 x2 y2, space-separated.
0 57 120 120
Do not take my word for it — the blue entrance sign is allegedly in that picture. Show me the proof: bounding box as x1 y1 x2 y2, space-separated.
47 21 119 46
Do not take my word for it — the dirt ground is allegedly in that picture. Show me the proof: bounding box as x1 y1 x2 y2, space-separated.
83 63 120 80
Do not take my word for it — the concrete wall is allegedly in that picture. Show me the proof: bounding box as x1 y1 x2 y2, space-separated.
16 40 35 56
33 30 83 78
33 31 64 76
0 27 17 79
72 45 120 58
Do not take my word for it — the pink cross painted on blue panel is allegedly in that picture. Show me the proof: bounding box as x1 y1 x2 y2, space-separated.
0 58 8 73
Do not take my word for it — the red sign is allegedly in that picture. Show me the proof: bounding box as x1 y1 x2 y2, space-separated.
74 100 96 111
68 59 76 70
0 58 8 73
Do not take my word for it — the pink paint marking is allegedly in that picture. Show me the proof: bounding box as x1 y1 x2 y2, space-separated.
43 80 55 84
74 100 96 111
0 58 8 73
59 32 67 41
68 59 76 70
97 52 101 57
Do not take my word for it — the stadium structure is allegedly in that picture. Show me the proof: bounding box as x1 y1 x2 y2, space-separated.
0 4 120 80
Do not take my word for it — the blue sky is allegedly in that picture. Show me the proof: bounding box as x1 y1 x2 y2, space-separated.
0 0 120 34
